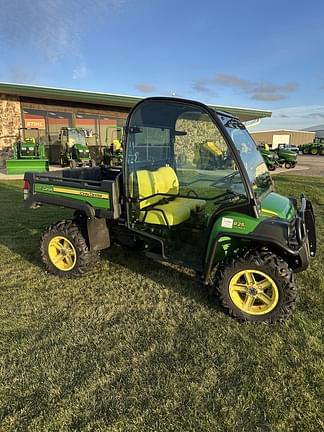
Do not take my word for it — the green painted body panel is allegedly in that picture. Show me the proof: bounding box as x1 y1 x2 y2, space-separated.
206 191 295 262
277 149 297 163
6 159 49 175
34 183 110 209
261 192 296 220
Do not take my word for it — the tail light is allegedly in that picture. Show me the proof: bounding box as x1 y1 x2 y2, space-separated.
23 180 30 200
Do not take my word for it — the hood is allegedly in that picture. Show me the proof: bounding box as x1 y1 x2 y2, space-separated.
261 192 296 221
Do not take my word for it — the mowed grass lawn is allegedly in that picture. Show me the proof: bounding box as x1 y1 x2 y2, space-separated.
0 176 323 432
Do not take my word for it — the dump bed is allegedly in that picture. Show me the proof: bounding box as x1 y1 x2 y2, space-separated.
24 166 122 219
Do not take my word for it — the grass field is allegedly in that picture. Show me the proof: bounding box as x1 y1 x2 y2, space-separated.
0 176 323 432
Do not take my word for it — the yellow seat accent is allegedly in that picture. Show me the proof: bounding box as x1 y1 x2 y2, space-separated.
175 197 206 212
132 166 206 226
141 200 191 225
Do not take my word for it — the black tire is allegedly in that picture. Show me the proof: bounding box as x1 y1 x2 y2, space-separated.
40 219 98 278
69 159 77 169
310 148 318 155
268 165 276 171
59 155 65 167
284 162 292 169
302 148 309 154
215 248 297 323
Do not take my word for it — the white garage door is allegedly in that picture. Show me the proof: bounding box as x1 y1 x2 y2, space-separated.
272 134 290 148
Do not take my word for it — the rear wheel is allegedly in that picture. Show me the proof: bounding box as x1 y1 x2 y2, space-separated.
69 159 77 169
310 148 318 155
41 220 98 278
302 148 309 154
284 162 292 169
215 248 297 323
268 165 276 171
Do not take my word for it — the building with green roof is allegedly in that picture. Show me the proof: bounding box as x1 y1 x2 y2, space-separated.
0 82 271 165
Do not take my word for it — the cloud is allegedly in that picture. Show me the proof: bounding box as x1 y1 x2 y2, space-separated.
251 82 298 101
3 65 37 84
192 80 217 96
192 73 298 101
135 83 157 93
251 105 324 131
214 74 251 91
306 112 324 119
0 0 128 81
73 62 87 80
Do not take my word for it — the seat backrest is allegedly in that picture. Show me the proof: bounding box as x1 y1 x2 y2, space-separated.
153 167 179 196
134 166 179 209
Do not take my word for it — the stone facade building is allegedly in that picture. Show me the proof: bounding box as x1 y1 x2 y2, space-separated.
0 83 272 167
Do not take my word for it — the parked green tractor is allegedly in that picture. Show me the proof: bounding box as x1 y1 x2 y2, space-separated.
59 127 95 168
6 128 49 175
102 126 123 166
23 97 316 323
300 142 324 155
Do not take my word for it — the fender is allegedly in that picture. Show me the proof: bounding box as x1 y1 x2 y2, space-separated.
24 194 110 251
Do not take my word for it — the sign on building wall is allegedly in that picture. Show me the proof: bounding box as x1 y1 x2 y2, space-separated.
25 118 46 129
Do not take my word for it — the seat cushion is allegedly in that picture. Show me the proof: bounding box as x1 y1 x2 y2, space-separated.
141 200 191 226
175 197 206 212
135 166 206 226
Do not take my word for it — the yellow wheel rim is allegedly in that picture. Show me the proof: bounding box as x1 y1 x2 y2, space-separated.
48 236 77 271
229 269 279 315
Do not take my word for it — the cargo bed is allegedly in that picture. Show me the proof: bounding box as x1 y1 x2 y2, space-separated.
24 166 122 219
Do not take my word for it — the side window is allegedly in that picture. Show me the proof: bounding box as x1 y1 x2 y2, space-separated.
130 126 171 166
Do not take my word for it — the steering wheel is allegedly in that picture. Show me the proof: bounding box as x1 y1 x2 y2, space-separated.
211 171 240 188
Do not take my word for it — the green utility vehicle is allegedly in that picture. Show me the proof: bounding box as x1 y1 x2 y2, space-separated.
59 127 95 168
6 127 49 175
23 97 316 323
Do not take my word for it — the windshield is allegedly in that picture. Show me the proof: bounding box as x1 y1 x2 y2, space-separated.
69 129 86 145
218 115 272 197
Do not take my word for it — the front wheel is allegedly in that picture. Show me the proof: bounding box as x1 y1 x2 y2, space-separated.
268 165 276 171
40 220 98 278
285 162 292 169
310 148 318 155
215 248 297 323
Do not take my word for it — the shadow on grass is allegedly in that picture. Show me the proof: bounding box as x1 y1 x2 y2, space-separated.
0 181 221 312
102 245 221 311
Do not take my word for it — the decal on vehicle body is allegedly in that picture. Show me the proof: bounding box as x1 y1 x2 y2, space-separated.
221 217 234 228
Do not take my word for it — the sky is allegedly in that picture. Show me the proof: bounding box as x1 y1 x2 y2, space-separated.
0 0 323 130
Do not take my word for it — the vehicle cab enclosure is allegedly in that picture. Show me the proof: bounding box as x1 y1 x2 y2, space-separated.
123 98 315 279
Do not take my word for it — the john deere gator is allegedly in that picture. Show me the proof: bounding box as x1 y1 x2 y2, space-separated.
23 97 316 323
